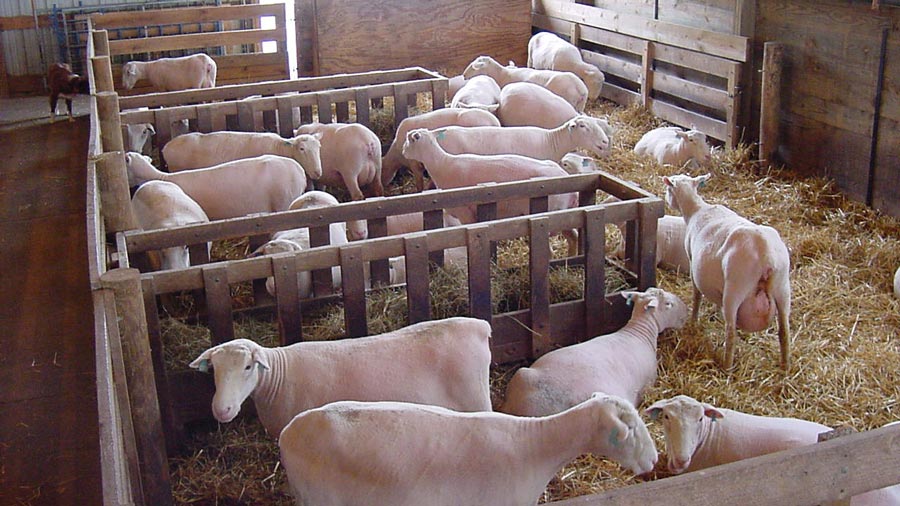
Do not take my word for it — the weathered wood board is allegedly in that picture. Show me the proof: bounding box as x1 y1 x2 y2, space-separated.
312 0 531 76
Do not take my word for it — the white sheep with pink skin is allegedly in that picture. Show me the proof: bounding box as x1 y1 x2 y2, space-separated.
464 55 589 112
121 53 216 91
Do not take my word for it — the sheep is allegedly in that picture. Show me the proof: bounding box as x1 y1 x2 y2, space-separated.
463 55 588 112
602 196 691 273
450 75 501 112
130 180 210 271
663 173 792 370
528 32 606 101
48 62 89 122
496 81 579 129
560 152 600 174
634 126 711 167
121 53 216 92
430 115 612 162
251 191 367 297
278 392 658 506
161 131 323 182
447 74 467 101
381 108 500 191
124 152 307 220
188 317 493 437
502 288 688 417
292 122 383 200
123 119 189 154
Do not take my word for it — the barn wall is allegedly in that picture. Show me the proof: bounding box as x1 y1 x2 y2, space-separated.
294 0 531 77
753 0 900 217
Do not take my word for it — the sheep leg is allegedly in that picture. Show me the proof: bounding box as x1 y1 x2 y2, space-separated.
773 282 792 371
561 229 579 257
721 284 744 371
411 161 426 192
691 285 702 323
341 172 366 201
366 168 385 197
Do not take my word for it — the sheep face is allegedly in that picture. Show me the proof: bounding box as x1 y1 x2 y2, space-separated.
463 56 500 79
401 128 432 160
122 62 140 90
588 393 658 476
189 340 271 424
160 245 190 271
677 130 711 164
644 395 724 474
662 173 711 214
566 116 611 157
623 287 689 332
288 134 323 180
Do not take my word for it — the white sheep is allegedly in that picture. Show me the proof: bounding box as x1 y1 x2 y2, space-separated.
125 152 307 220
251 191 369 297
463 55 588 112
401 128 579 253
121 53 216 91
502 288 688 417
664 173 792 370
528 31 605 101
188 317 493 437
292 122 383 200
123 118 190 154
447 74 467 101
130 180 210 271
602 196 691 273
431 114 612 162
278 392 658 506
381 107 500 191
161 131 323 182
497 81 579 129
560 152 600 174
450 74 501 112
634 126 711 167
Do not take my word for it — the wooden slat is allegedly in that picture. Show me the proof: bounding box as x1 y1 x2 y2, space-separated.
582 51 641 83
466 226 493 323
108 28 284 55
90 4 285 30
141 277 180 454
272 254 303 345
582 207 607 340
653 71 729 111
202 265 234 344
340 244 368 338
355 88 371 127
649 98 729 142
0 14 52 30
403 234 431 324
636 200 662 290
529 217 552 358
277 96 295 137
309 225 334 297
533 0 749 62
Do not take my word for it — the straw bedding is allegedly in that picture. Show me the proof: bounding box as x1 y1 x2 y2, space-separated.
166 100 900 505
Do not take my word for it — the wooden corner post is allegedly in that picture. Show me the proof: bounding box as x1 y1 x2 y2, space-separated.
759 42 784 168
99 267 173 506
96 151 138 235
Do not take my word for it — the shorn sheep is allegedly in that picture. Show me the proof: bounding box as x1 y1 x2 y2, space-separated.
663 173 792 370
464 55 589 112
645 395 900 505
634 126 711 167
189 317 493 437
130 180 210 271
528 31 606 101
293 122 383 200
121 53 216 91
502 288 688 416
278 392 658 506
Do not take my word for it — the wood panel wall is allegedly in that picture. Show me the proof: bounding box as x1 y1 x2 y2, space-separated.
752 0 899 217
298 0 531 77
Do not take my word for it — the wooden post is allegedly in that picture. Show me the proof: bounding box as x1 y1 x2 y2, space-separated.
96 151 138 235
92 29 110 57
641 41 654 106
91 56 115 93
99 268 173 506
759 42 783 168
817 426 858 506
96 91 125 152
0 34 9 98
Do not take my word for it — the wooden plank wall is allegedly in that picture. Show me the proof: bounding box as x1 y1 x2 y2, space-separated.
299 0 531 77
533 0 749 146
752 0 899 217
90 3 289 94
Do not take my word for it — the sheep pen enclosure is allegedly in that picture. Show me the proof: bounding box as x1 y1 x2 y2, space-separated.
150 101 900 505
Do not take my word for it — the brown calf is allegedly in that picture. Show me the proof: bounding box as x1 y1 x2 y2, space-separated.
48 63 90 122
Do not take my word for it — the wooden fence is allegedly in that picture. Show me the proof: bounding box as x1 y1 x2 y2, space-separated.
532 0 749 147
89 3 289 94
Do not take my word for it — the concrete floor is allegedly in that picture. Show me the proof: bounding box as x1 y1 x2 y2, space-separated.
0 95 92 132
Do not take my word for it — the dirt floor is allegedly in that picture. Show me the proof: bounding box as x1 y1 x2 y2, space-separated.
0 95 92 132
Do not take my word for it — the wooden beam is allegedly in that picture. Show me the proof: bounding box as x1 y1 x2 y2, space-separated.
108 28 284 55
0 14 51 30
90 4 284 30
759 42 784 167
0 33 8 98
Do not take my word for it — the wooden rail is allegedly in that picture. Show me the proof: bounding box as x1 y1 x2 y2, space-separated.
533 0 747 147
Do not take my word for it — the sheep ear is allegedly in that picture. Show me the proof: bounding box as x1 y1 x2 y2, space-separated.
621 291 637 306
645 407 663 421
676 130 688 139
608 417 630 447
582 158 591 168
697 173 712 188
252 349 270 371
189 348 214 372
645 295 659 309
703 405 724 421
662 176 674 188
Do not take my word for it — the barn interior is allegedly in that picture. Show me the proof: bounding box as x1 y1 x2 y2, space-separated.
1 1 899 505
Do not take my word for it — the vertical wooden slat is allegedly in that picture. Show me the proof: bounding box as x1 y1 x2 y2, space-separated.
277 96 295 137
355 88 371 127
97 91 125 152
263 109 277 133
529 195 549 215
467 226 492 323
196 107 213 133
726 62 742 149
569 21 581 45
141 277 181 454
272 254 303 345
404 234 431 324
91 56 115 93
300 105 314 124
529 217 552 358
316 93 332 123
248 233 272 305
641 41 654 106
309 225 334 296
335 101 350 123
366 216 390 286
637 200 662 290
154 108 173 147
0 34 8 98
188 242 209 266
96 151 138 234
99 268 173 506
431 78 448 110
759 42 784 168
424 209 445 266
340 244 368 337
583 207 607 340
237 101 255 132
202 265 234 344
